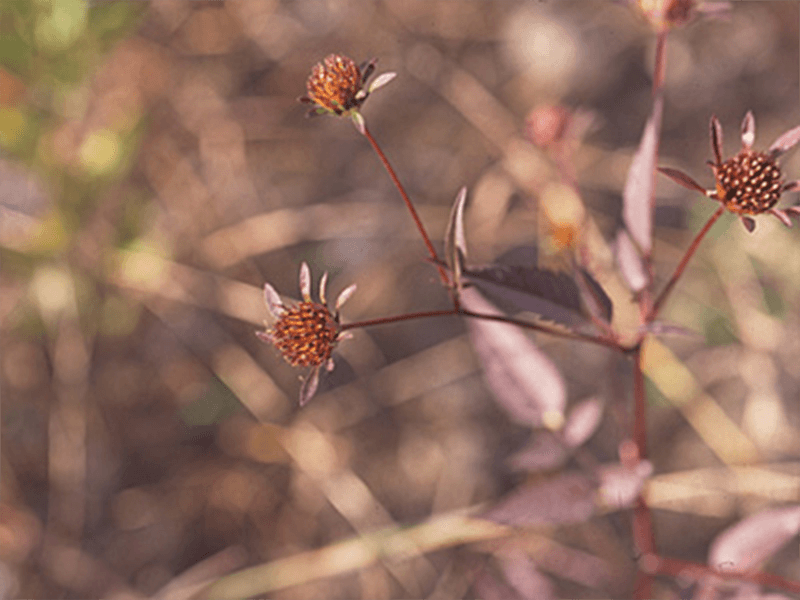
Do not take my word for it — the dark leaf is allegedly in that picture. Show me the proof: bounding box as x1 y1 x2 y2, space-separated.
507 431 568 472
768 123 800 157
463 264 586 327
658 166 709 194
575 268 613 323
642 321 702 339
485 473 595 526
623 93 664 255
462 288 566 427
709 506 800 572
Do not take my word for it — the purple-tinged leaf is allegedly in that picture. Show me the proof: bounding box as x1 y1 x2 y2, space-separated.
496 549 556 600
708 506 800 572
462 288 566 427
770 209 793 227
562 397 603 448
263 283 284 319
255 330 273 344
658 167 709 195
741 216 756 232
741 111 755 150
711 115 724 165
623 93 664 255
463 264 585 327
507 431 568 472
615 229 649 292
768 123 800 157
299 262 312 302
445 187 468 293
575 268 613 323
485 473 595 526
299 366 321 406
597 460 653 510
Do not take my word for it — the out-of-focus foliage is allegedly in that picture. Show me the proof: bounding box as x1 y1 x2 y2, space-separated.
2 1 799 599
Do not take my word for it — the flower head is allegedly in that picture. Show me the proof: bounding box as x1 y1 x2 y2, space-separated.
659 112 800 231
298 54 396 132
257 262 356 405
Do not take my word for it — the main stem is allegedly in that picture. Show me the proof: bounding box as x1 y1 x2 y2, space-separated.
648 206 724 320
362 124 450 287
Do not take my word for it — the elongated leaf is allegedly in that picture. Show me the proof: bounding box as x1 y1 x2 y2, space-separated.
615 229 649 292
462 288 566 427
485 473 595 526
623 93 664 256
496 550 555 600
597 460 653 510
464 263 588 327
562 397 603 448
708 506 800 572
658 167 708 194
575 268 613 323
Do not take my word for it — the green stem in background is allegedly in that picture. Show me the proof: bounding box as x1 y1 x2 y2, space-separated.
648 206 725 320
362 124 450 287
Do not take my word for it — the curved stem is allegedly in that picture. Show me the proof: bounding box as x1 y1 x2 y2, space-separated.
649 206 725 320
362 124 450 287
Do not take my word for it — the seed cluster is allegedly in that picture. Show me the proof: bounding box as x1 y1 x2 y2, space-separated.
714 150 784 215
270 302 340 367
306 54 362 115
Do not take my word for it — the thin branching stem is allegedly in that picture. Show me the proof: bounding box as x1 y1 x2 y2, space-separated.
342 308 622 350
362 124 450 287
649 206 725 320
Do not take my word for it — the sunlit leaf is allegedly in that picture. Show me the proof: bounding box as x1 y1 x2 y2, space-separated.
562 397 603 448
597 461 652 510
768 124 800 157
708 506 800 572
622 92 663 255
462 288 566 427
615 229 648 292
444 186 468 294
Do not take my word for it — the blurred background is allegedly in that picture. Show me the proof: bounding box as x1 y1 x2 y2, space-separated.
1 1 799 598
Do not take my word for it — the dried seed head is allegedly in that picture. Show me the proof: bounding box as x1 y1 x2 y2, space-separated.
305 54 363 115
269 302 340 368
713 150 784 215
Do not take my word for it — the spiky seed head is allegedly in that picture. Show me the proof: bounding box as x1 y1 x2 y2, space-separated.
269 302 340 368
713 150 784 215
305 54 363 115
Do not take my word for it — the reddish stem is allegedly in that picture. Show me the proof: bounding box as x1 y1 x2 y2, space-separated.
649 206 725 320
650 556 800 595
362 124 450 287
341 308 621 350
652 31 668 97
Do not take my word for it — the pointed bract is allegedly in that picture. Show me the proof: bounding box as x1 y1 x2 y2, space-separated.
740 110 755 150
769 208 793 227
710 115 724 165
369 71 397 93
335 283 357 311
351 111 366 135
264 283 285 319
445 186 468 294
740 215 756 232
657 167 709 194
299 367 321 406
768 123 800 157
319 271 329 306
299 262 312 302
